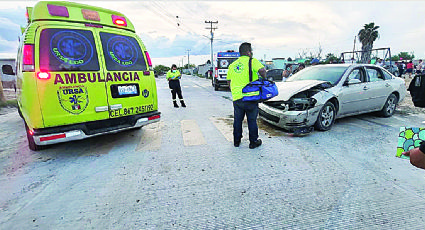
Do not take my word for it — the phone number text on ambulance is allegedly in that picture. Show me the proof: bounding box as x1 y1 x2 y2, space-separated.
109 104 154 118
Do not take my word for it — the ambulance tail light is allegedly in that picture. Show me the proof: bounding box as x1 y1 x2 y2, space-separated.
148 114 160 121
112 15 127 27
37 72 51 80
145 51 152 67
23 44 34 72
215 67 218 78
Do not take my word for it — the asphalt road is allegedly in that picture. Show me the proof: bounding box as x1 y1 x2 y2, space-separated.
1 74 425 229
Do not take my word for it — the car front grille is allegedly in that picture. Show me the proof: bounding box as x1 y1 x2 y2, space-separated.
263 101 287 110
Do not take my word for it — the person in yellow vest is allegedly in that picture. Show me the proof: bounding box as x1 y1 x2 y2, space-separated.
166 64 186 108
227 42 266 149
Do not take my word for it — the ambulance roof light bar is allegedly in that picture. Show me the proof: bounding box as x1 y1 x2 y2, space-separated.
112 15 127 26
47 4 69 18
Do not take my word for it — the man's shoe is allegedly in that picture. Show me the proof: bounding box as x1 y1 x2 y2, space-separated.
234 140 241 147
249 139 262 149
173 101 179 108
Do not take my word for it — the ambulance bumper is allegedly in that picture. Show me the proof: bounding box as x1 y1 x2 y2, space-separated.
33 111 161 146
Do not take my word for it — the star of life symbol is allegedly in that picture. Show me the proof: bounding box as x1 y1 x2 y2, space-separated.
114 43 131 60
60 38 82 57
234 62 244 73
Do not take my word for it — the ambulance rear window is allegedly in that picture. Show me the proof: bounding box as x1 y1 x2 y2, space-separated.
99 32 147 71
39 29 100 71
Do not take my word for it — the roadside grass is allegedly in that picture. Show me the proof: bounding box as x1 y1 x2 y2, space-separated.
0 99 18 108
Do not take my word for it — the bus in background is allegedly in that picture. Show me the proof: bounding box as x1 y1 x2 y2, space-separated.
212 51 240 91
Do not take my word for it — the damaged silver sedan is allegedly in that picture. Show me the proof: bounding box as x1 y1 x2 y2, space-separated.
259 64 406 132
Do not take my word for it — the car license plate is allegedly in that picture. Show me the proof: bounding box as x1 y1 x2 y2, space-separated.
118 85 138 96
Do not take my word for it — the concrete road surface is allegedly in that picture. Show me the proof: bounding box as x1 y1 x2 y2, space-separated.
1 74 425 229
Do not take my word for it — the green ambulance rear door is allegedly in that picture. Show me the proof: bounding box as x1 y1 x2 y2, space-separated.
97 28 157 119
36 24 111 127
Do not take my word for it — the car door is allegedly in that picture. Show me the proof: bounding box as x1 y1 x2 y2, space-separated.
97 29 156 119
364 66 393 110
36 26 110 127
338 67 371 115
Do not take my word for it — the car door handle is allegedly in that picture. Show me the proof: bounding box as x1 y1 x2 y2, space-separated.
95 106 109 112
363 86 368 90
385 83 390 87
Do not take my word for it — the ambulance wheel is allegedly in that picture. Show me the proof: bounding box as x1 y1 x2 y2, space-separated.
214 83 219 91
18 106 23 119
25 122 43 151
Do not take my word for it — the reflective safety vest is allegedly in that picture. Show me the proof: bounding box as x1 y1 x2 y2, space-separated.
227 56 264 101
166 70 181 80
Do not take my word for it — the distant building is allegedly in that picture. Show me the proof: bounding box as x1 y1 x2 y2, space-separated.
0 58 16 89
197 62 212 78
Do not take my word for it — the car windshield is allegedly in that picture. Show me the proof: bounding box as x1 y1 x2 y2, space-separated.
286 65 348 85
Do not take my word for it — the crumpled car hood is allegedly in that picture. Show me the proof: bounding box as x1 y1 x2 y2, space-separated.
270 80 328 101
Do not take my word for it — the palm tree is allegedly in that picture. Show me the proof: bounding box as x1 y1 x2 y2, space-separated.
358 22 380 64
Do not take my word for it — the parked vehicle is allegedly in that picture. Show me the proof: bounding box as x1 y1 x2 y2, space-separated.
266 69 284 81
212 51 239 91
259 64 406 132
383 61 399 77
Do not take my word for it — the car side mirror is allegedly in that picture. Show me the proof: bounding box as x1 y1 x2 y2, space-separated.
344 78 361 86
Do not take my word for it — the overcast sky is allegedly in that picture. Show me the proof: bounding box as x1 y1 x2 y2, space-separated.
1 1 424 67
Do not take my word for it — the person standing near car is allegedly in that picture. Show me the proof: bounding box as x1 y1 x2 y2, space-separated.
166 64 186 108
227 42 266 149
406 61 414 78
416 59 423 74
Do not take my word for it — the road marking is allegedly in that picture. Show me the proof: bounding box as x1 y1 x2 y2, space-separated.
209 117 233 142
135 122 162 151
181 120 206 146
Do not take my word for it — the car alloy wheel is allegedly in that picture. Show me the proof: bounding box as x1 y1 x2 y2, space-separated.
315 101 336 131
380 94 397 117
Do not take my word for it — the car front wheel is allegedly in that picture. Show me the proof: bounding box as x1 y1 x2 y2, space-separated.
380 94 398 117
314 101 336 131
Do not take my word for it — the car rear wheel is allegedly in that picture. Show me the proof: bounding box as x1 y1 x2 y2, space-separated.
25 122 43 151
380 94 398 117
314 101 336 131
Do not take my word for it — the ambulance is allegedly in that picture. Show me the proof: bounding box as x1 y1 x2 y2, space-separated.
212 51 239 91
16 1 160 150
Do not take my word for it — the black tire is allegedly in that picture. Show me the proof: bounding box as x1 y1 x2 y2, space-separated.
18 106 23 119
214 81 219 91
25 122 43 151
380 94 398 117
314 101 336 131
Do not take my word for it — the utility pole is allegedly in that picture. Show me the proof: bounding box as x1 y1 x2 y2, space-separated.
205 20 218 78
186 49 191 69
352 35 356 61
